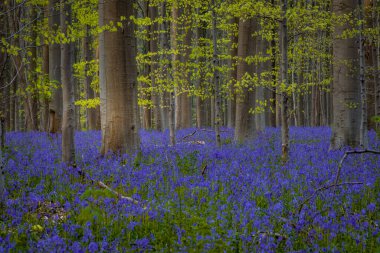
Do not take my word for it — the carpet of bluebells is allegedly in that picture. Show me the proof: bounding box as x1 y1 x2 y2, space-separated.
0 127 379 252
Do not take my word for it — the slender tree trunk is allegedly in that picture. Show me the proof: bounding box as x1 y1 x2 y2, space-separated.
0 117 5 208
169 1 178 144
83 26 97 130
280 0 290 162
149 4 162 131
212 0 221 147
375 0 380 126
180 7 192 128
61 1 75 164
227 18 238 128
99 0 140 154
359 0 368 148
49 0 62 133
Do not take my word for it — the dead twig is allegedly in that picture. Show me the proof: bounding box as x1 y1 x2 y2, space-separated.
182 130 197 140
75 166 145 208
201 164 208 176
298 182 363 215
335 149 380 185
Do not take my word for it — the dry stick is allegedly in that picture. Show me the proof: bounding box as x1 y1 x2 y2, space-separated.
297 182 363 215
182 130 197 140
298 149 380 215
334 149 380 185
201 164 208 176
76 166 145 208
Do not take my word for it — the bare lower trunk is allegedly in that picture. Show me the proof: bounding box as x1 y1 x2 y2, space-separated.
99 0 140 154
49 0 62 133
61 1 75 164
330 0 361 149
359 0 368 148
0 117 5 207
280 0 289 162
212 0 221 147
234 18 256 142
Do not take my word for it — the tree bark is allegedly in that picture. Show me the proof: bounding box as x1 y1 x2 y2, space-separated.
61 0 75 164
99 0 140 154
280 0 289 162
227 17 238 128
83 25 97 130
330 0 361 149
49 0 62 133
212 0 221 147
234 18 256 142
149 4 162 131
359 0 368 148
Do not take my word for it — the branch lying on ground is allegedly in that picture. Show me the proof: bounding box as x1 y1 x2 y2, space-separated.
201 164 207 176
76 167 145 208
335 149 380 184
182 130 196 140
297 182 363 215
297 149 380 215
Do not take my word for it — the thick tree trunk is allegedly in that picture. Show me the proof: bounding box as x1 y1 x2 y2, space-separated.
330 0 361 149
99 0 140 154
61 1 75 164
234 18 255 142
49 0 62 133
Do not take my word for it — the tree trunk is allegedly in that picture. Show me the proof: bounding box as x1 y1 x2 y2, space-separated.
0 117 5 208
49 0 62 133
280 0 289 162
359 0 368 148
99 0 140 154
149 4 162 131
227 18 238 129
61 1 75 164
212 0 221 147
330 0 361 149
83 26 97 130
169 1 178 144
234 18 255 142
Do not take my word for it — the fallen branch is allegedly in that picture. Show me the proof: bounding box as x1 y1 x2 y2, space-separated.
201 164 208 176
335 149 380 185
75 166 145 208
182 130 197 140
97 181 140 205
298 181 363 215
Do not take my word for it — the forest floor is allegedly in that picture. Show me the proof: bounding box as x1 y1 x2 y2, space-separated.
0 127 379 252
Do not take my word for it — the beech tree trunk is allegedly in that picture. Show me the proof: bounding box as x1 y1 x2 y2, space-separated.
212 0 221 147
99 0 140 154
227 17 238 128
169 1 178 145
49 0 62 133
280 0 289 162
149 4 162 131
330 0 361 149
234 18 255 142
61 1 75 164
358 0 368 148
0 117 4 208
